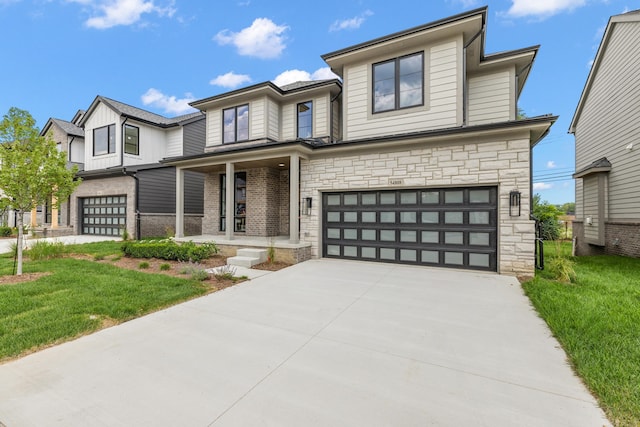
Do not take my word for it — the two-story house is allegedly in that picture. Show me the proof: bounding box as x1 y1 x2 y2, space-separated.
569 9 640 258
31 110 86 233
169 7 556 277
70 96 206 239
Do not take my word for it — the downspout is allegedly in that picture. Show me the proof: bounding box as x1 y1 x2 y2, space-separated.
123 168 141 240
462 25 485 126
329 86 343 143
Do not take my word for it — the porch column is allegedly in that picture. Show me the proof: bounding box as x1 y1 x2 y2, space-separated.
225 162 234 240
51 195 59 229
175 167 185 238
289 153 300 244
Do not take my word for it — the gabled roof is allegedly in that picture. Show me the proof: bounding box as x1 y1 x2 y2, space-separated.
569 9 640 133
79 95 204 128
190 79 342 111
573 157 612 178
40 117 84 138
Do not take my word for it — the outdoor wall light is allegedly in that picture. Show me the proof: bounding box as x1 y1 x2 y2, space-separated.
303 197 312 215
509 190 521 217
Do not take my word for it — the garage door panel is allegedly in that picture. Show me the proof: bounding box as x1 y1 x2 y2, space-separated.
322 187 497 271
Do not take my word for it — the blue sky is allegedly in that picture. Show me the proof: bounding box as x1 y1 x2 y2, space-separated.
0 0 633 204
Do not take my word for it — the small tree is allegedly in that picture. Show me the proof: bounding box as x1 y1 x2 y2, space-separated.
532 194 562 240
0 107 80 275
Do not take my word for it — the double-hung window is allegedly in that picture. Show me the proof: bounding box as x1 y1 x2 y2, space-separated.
373 52 424 113
124 124 139 155
223 104 249 143
93 124 116 156
297 101 313 139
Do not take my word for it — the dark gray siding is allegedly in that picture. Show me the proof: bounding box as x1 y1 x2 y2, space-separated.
183 118 206 156
137 167 204 215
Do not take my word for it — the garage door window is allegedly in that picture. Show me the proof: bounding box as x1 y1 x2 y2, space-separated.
322 187 497 271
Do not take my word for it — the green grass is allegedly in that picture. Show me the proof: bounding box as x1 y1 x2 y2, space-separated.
523 241 640 426
0 243 209 362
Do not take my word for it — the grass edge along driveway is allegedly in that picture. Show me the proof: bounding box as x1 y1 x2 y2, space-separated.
0 242 209 363
523 242 640 427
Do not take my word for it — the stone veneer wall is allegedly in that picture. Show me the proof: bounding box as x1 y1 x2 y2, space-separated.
299 138 536 277
70 176 136 238
574 220 640 257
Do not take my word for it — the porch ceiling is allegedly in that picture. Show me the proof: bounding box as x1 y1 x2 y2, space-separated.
186 156 290 173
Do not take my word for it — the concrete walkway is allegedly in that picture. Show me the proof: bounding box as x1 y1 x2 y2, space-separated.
0 259 610 426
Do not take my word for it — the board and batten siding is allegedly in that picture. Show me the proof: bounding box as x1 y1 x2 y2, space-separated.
342 38 461 141
123 121 167 167
138 167 204 214
467 69 513 125
84 103 121 171
574 22 640 220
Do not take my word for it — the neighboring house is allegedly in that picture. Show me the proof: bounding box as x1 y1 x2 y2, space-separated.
168 7 556 277
569 9 640 257
35 110 86 232
69 96 206 239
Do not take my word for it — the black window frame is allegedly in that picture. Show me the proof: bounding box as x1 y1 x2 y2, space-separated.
372 51 424 114
297 100 313 139
93 124 116 156
222 104 250 144
123 124 139 156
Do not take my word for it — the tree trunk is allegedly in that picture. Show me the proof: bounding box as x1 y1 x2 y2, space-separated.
16 210 24 276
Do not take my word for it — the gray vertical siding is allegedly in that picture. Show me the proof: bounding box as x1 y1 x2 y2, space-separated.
137 167 204 214
183 118 206 156
574 22 640 221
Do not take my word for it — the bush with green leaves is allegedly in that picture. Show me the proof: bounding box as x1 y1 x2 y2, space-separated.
533 194 562 241
0 226 13 237
121 239 218 262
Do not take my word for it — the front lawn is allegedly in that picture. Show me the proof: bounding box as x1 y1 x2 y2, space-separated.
0 241 212 362
523 242 640 427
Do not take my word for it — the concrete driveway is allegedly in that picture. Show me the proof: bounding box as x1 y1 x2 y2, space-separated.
0 259 609 426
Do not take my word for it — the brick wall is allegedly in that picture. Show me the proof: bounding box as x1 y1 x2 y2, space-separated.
280 170 290 235
203 173 220 235
574 220 640 257
70 176 136 237
299 137 536 277
140 214 202 238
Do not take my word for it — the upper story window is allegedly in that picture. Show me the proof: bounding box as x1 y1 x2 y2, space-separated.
373 52 424 113
124 124 139 155
297 101 313 139
93 124 116 156
223 104 249 143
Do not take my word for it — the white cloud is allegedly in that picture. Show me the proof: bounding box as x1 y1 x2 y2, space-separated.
547 160 556 168
69 0 176 29
141 88 196 115
329 10 373 32
210 72 252 89
272 67 340 87
214 18 288 59
533 182 554 190
505 0 586 18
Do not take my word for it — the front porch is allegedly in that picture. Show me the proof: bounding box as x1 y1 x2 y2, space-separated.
175 234 312 265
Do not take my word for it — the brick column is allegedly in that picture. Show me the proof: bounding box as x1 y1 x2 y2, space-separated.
225 162 234 240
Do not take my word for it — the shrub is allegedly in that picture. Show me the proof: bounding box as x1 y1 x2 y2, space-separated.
93 254 105 261
159 263 171 271
121 239 218 262
190 269 209 281
547 256 576 283
27 240 66 260
138 261 150 269
214 264 237 280
178 262 209 281
0 226 13 237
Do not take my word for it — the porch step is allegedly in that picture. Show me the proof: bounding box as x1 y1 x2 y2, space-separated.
227 248 268 268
